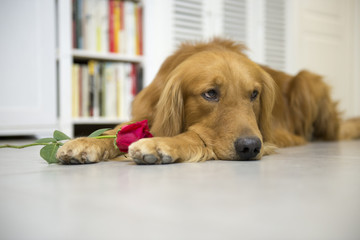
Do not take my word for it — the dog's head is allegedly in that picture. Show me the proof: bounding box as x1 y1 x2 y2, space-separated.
150 46 276 160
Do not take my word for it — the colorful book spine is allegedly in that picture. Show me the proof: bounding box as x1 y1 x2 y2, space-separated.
72 61 142 120
136 4 143 55
113 0 120 53
108 0 115 52
72 0 143 56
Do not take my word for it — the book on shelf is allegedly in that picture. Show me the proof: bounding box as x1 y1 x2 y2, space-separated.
72 0 143 56
72 61 142 120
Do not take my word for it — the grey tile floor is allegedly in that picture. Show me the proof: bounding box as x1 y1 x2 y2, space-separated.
0 139 360 240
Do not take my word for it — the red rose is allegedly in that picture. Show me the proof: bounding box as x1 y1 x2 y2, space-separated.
115 120 153 153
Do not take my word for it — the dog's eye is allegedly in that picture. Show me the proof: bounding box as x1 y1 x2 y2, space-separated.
202 89 219 102
250 90 259 101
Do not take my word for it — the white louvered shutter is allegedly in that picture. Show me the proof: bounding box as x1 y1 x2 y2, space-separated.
223 0 247 44
170 0 287 70
173 0 204 48
264 0 287 70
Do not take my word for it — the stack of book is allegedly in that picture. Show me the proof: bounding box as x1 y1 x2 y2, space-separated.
72 61 142 119
72 0 143 55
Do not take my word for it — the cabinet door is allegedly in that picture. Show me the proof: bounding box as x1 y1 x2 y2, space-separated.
290 0 359 117
0 0 56 136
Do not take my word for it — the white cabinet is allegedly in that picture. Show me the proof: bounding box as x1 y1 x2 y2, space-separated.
288 0 360 117
0 0 57 136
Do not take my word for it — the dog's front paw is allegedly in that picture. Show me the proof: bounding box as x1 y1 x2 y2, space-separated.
56 138 110 164
128 138 178 165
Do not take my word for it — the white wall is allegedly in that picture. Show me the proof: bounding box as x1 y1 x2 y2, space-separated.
143 0 174 87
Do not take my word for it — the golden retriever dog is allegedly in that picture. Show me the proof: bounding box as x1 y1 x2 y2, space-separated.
57 38 360 164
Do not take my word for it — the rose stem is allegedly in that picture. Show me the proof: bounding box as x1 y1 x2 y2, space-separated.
0 143 51 149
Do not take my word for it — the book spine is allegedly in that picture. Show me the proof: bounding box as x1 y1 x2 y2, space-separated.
113 0 120 53
119 63 126 118
78 65 83 117
123 63 133 120
113 1 120 53
94 62 101 117
81 65 89 117
95 0 101 52
109 0 114 52
125 1 136 56
98 0 109 52
76 0 83 49
104 63 117 118
131 63 137 97
99 63 105 117
119 1 125 54
136 64 143 93
137 4 143 55
72 64 79 117
88 61 95 117
82 0 87 49
72 0 77 49
116 64 121 118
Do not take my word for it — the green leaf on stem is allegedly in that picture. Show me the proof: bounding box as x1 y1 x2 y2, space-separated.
40 143 60 164
35 138 57 144
53 130 71 141
88 128 111 138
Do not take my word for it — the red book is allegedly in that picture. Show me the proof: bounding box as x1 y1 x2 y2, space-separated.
109 0 115 52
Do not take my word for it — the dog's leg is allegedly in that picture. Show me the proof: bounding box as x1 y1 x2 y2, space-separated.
340 117 360 140
287 70 341 141
271 128 307 148
56 129 121 164
128 130 216 164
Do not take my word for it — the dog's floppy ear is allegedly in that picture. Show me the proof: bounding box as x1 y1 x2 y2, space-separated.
259 71 276 143
151 73 184 137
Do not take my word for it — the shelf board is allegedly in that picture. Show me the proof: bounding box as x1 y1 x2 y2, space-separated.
72 49 143 63
72 117 129 125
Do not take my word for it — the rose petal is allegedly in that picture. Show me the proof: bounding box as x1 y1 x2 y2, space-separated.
115 120 152 153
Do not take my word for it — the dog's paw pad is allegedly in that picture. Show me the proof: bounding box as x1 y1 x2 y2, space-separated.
56 138 103 165
132 153 159 165
161 155 174 164
143 154 158 164
128 138 179 165
69 158 81 165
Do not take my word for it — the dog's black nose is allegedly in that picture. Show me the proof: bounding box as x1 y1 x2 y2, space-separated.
234 137 262 160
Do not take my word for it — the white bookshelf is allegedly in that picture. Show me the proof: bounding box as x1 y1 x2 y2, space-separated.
57 0 144 137
72 49 143 63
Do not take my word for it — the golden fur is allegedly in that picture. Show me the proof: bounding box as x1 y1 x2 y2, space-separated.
57 38 360 164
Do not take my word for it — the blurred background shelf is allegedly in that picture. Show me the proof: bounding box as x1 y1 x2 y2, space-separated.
72 49 143 63
72 117 128 125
